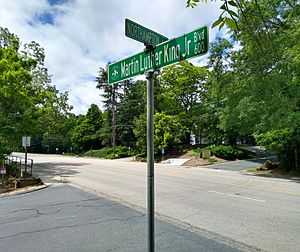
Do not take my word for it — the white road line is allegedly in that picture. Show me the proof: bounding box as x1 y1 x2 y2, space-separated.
207 190 265 203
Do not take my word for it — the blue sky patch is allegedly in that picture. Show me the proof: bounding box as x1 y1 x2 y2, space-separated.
47 0 69 6
38 11 55 25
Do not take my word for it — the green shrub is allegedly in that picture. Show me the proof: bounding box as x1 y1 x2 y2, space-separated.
6 162 20 176
255 129 299 172
0 147 11 162
84 146 131 159
186 151 201 157
194 148 202 153
202 145 254 160
203 156 217 163
105 154 116 159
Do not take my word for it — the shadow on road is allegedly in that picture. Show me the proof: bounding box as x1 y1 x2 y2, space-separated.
33 162 88 183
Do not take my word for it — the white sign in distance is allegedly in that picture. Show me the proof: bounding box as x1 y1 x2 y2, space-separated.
0 166 6 175
22 136 31 147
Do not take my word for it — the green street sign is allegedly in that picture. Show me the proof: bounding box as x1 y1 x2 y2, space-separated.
109 26 208 84
125 18 168 46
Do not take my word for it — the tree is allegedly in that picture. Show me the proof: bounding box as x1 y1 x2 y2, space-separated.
41 114 76 154
71 104 103 152
96 66 119 150
96 66 138 148
133 113 187 157
233 0 300 171
0 28 35 149
0 27 74 155
116 80 146 146
157 61 208 143
203 1 300 170
186 0 239 30
203 37 241 145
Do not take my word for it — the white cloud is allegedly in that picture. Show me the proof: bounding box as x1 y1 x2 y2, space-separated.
0 0 223 115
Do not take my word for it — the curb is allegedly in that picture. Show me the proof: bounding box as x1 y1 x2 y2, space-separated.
0 184 48 198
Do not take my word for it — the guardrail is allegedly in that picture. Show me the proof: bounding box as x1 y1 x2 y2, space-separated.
4 154 34 177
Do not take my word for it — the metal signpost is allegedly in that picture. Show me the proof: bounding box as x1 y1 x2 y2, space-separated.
22 136 30 175
1 161 6 189
108 21 209 252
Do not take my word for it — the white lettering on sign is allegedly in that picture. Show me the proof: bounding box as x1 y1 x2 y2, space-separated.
126 19 165 45
120 51 165 79
121 57 140 77
194 30 205 54
109 26 208 84
182 37 191 58
194 30 204 42
163 44 181 63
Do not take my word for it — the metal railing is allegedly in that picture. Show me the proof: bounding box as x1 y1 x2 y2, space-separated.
4 154 34 177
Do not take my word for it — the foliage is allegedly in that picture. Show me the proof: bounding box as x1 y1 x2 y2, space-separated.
187 1 300 171
0 28 35 147
157 61 208 143
0 27 74 153
71 104 103 152
97 111 112 146
203 156 218 163
116 80 146 146
200 38 237 144
96 66 140 148
201 145 253 160
0 146 10 159
186 0 238 29
133 113 187 157
84 146 130 159
256 129 300 172
5 161 20 177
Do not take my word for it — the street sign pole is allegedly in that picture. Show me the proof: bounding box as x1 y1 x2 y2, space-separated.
146 70 155 252
1 159 4 189
24 145 27 176
22 136 30 177
108 21 209 252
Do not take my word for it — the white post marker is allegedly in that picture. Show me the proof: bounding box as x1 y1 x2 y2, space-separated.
0 164 5 189
22 136 30 175
0 166 6 174
22 136 31 147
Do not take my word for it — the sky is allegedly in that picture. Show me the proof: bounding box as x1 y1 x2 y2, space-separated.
0 0 224 115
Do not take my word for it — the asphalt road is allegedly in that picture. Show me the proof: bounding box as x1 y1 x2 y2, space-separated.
0 184 244 252
206 157 274 171
9 153 300 251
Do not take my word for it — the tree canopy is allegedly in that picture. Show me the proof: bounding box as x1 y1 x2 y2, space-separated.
0 27 73 154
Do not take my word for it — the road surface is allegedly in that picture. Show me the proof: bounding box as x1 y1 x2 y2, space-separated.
0 184 246 252
10 153 300 251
